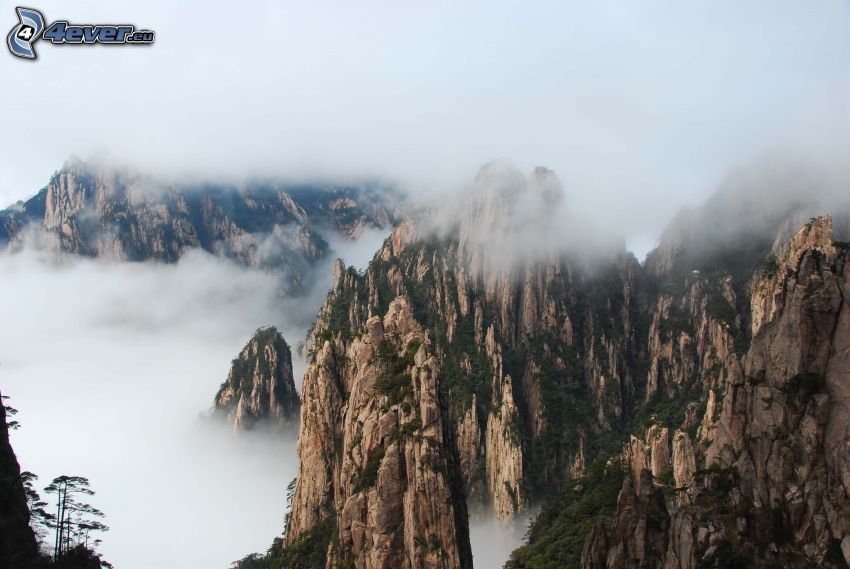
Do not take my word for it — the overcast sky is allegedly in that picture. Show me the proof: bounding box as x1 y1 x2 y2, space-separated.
2 0 850 251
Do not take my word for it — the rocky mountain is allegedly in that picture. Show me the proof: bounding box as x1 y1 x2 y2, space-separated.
214 327 300 431
233 162 850 569
0 156 401 292
0 389 39 568
570 216 850 569
296 165 642 521
261 164 642 568
287 297 473 568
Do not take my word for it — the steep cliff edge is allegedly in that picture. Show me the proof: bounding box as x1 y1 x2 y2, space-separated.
0 389 39 568
214 327 300 431
299 165 644 523
576 216 850 569
233 163 850 569
286 297 473 568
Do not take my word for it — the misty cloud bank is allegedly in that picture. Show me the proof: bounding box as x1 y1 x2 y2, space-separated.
0 208 538 567
414 155 850 273
0 228 388 569
469 509 538 568
458 161 623 266
0 249 294 568
4 0 850 248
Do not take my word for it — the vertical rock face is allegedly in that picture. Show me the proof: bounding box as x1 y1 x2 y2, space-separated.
300 164 644 524
0 390 39 568
287 298 473 569
252 161 850 569
485 376 525 519
214 327 300 431
581 216 850 569
283 165 644 567
670 431 695 488
701 215 850 567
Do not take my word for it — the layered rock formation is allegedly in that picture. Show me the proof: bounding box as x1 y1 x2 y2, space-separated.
0 157 399 292
214 327 300 431
0 390 39 568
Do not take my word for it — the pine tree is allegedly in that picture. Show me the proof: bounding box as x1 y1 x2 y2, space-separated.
43 475 109 559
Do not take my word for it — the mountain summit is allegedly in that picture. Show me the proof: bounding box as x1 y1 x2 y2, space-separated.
238 163 850 569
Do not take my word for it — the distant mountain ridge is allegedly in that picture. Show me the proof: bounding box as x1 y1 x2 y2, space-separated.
0 157 402 292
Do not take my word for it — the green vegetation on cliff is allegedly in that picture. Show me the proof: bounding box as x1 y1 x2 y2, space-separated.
505 460 625 569
231 517 337 569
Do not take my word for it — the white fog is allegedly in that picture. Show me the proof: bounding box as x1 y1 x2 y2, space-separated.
0 229 392 569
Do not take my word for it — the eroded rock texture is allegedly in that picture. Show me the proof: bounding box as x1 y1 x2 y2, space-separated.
288 298 472 569
299 164 646 525
0 156 400 292
214 327 300 431
583 217 850 569
230 162 850 569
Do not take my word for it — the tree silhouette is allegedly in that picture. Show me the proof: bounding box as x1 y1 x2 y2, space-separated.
43 475 109 559
4 388 111 567
2 394 20 430
21 471 56 548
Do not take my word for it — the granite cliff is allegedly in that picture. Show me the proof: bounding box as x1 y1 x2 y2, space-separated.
228 163 850 569
214 327 300 431
573 216 850 569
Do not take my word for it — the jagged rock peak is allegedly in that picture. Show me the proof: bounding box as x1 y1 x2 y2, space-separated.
784 214 837 266
459 162 564 248
331 257 347 286
1 157 402 294
214 326 300 431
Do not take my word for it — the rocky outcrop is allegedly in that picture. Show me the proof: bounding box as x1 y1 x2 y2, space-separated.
644 273 743 405
284 159 645 559
299 164 644 522
0 390 39 568
0 157 400 293
582 216 850 569
670 431 695 485
286 298 472 569
214 327 300 431
699 215 850 567
603 470 669 569
231 159 850 569
485 375 525 519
